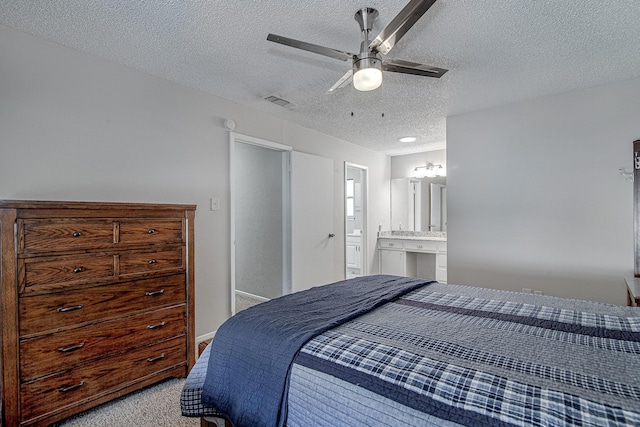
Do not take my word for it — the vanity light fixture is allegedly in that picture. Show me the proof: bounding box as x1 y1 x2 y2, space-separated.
413 163 445 178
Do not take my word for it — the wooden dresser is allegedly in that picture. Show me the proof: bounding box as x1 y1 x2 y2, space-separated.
0 200 196 426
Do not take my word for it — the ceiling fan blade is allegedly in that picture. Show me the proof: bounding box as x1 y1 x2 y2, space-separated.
267 34 354 62
369 0 438 55
328 69 354 92
383 59 447 78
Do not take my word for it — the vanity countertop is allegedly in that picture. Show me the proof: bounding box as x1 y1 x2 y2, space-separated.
378 231 447 242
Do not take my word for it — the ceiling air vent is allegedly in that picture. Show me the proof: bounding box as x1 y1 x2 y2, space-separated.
264 95 296 109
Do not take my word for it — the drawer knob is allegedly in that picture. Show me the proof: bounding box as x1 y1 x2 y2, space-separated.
148 259 157 265
72 231 82 237
148 229 156 234
418 245 423 248
58 381 85 393
147 321 166 330
145 289 165 297
73 267 84 274
146 353 165 363
389 243 394 247
57 304 84 313
58 342 85 353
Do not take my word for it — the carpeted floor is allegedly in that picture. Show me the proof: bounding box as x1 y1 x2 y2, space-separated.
51 378 199 427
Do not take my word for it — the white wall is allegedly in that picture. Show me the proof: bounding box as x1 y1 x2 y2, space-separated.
0 25 390 335
447 76 640 305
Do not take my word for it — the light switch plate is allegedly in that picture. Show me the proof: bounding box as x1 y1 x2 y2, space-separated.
210 197 220 211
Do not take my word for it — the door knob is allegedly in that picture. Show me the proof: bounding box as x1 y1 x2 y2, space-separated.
328 233 335 238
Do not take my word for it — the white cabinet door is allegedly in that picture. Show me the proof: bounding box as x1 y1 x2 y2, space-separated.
346 235 361 270
292 151 334 292
437 253 447 283
346 242 358 268
379 249 405 276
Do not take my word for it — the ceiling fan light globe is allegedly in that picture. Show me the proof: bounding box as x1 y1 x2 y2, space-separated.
353 68 382 91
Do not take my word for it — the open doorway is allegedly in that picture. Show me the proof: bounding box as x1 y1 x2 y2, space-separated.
230 133 292 314
345 162 368 279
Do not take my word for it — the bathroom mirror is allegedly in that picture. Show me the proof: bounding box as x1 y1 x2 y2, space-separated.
391 177 447 231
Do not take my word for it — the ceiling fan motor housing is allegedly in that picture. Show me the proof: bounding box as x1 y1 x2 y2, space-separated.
354 53 382 74
352 8 383 91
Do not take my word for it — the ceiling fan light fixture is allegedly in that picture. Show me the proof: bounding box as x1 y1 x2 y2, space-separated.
353 55 382 91
353 68 382 91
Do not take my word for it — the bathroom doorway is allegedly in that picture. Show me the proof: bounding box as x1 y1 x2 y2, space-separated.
345 162 368 279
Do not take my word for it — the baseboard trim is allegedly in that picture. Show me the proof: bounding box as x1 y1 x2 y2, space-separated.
235 290 269 302
196 331 216 343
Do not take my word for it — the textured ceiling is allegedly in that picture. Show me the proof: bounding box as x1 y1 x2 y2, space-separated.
1 1 640 155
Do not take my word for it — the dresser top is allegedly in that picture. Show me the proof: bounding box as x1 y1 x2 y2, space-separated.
0 199 196 211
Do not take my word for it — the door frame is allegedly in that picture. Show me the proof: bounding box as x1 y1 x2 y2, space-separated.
229 132 292 315
344 162 369 278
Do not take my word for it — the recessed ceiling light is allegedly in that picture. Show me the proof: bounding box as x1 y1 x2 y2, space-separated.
398 136 417 143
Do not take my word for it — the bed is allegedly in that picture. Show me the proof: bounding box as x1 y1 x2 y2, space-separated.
181 275 640 426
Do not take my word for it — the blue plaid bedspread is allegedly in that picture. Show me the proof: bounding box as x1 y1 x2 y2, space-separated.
182 279 640 426
200 275 432 427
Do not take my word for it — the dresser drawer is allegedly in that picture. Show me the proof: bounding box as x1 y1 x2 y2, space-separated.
19 219 115 254
20 337 186 422
20 305 186 381
119 218 184 245
21 253 115 291
119 247 184 275
19 274 186 336
404 241 438 252
379 239 404 249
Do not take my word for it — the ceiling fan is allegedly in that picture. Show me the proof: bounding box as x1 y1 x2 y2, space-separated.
267 0 447 92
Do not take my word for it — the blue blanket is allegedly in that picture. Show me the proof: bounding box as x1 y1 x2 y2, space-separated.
201 275 433 427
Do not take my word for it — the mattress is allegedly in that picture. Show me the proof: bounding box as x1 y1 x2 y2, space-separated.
182 278 640 426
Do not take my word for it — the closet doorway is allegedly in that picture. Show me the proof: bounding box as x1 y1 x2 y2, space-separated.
345 162 368 279
230 133 292 314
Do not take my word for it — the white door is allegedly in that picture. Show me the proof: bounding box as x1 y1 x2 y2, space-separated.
430 183 443 231
442 187 448 232
292 151 335 292
345 163 368 279
410 180 422 231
